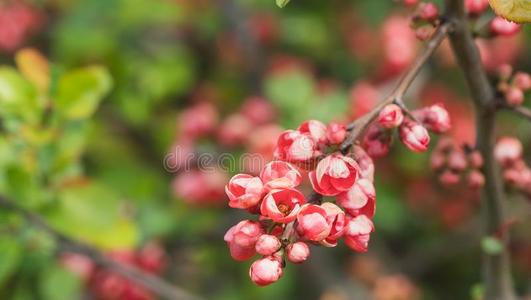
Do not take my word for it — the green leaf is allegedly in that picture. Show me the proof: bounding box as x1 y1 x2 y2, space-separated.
276 0 290 8
481 237 504 255
55 66 112 120
0 237 21 285
0 67 39 123
40 265 82 300
470 283 484 300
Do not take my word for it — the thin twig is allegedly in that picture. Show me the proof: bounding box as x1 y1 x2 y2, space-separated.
0 195 202 300
501 105 531 122
340 22 454 153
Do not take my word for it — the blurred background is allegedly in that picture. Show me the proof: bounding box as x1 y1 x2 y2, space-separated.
0 0 530 299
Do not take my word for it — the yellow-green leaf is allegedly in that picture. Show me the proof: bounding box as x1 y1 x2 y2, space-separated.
489 0 531 23
0 67 39 123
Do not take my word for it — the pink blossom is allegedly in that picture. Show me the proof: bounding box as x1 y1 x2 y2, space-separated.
490 17 521 37
172 169 228 206
274 130 319 162
298 120 328 144
249 257 283 286
418 2 439 22
337 178 376 218
399 121 430 152
309 153 360 196
296 204 332 242
447 150 467 171
255 234 281 256
362 124 392 158
344 215 375 252
352 145 375 181
286 242 310 264
465 0 489 15
260 161 302 191
225 174 265 209
326 122 347 144
494 137 523 166
179 102 218 138
414 104 451 133
217 114 252 146
240 96 276 125
224 220 264 261
260 188 306 223
439 170 460 186
467 170 485 189
320 202 346 247
513 72 531 91
378 104 404 129
505 87 524 106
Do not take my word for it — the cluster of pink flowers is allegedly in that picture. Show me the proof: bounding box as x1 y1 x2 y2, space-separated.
431 138 485 188
497 64 531 107
224 106 450 285
363 103 450 158
61 242 167 300
494 137 531 198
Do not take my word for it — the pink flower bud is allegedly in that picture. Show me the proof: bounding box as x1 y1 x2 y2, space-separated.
490 17 521 37
260 161 302 191
505 87 524 106
403 0 419 6
274 130 319 163
260 188 306 223
224 220 264 261
296 204 332 242
344 215 374 252
418 2 439 22
173 169 227 206
498 64 513 80
439 170 460 186
399 121 430 152
414 104 451 133
138 242 167 274
298 120 328 145
309 153 360 196
513 72 531 91
377 104 404 128
320 203 346 247
362 124 392 158
465 0 489 15
326 122 347 144
225 174 265 209
468 151 484 169
179 102 218 138
240 96 276 125
430 152 446 170
286 242 310 264
494 137 523 166
447 150 468 171
352 145 375 181
217 114 252 146
255 234 281 256
249 257 283 286
337 179 376 219
467 170 485 189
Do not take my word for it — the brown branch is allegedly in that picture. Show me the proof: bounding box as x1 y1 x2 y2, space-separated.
0 195 202 300
501 105 531 122
445 0 516 299
340 21 454 153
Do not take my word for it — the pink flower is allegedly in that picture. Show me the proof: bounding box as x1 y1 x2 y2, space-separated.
179 102 218 138
249 257 283 286
505 87 524 106
217 114 252 146
439 170 460 186
418 2 439 22
467 170 485 188
490 17 521 37
224 220 264 261
362 124 392 158
240 96 276 125
352 145 375 181
274 130 319 162
465 0 489 15
414 104 451 133
260 188 306 223
494 137 523 166
260 161 302 191
309 153 360 196
337 179 376 218
298 120 328 144
255 234 281 256
377 104 404 129
225 174 265 209
172 169 227 206
296 204 332 242
320 203 346 247
399 121 430 152
326 122 347 144
513 72 531 91
286 242 310 264
447 150 467 171
344 215 375 253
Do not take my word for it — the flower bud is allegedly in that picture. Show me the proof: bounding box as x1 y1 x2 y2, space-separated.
298 120 328 145
490 17 521 37
418 2 439 22
260 161 302 191
255 235 281 256
505 87 524 106
465 0 489 15
326 122 347 144
274 130 319 163
467 170 485 189
494 137 523 166
309 153 360 196
399 121 430 152
286 242 310 264
225 174 265 209
249 257 283 286
224 220 264 261
439 170 460 186
447 150 467 171
513 72 531 91
430 152 446 170
296 204 332 242
414 104 451 133
337 179 376 218
468 151 484 169
362 124 392 158
377 104 404 128
217 114 252 147
344 215 374 253
240 96 276 125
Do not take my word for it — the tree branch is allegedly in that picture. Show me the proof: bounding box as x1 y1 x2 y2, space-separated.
340 21 454 153
445 0 516 299
501 105 531 122
0 195 202 300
